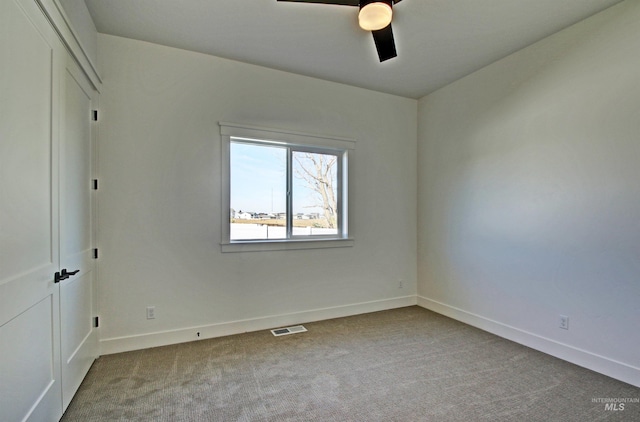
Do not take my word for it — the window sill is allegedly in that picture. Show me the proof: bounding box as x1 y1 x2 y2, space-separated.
221 238 354 253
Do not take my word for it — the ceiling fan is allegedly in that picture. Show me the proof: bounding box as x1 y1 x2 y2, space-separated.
277 0 403 62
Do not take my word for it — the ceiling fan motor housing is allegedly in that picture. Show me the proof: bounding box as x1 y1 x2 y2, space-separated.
359 0 393 8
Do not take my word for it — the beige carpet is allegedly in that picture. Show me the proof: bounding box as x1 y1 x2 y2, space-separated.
61 307 639 421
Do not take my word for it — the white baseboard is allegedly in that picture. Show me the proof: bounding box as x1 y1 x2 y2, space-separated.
417 295 640 388
100 294 639 388
100 295 417 355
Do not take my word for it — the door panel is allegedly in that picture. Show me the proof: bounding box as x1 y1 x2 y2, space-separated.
60 272 94 408
0 0 63 420
0 0 56 280
0 296 59 422
59 57 98 411
61 68 92 269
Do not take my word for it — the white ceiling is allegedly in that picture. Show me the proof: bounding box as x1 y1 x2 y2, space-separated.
84 0 623 99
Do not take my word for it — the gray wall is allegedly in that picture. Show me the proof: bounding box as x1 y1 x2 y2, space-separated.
417 0 640 386
96 34 417 353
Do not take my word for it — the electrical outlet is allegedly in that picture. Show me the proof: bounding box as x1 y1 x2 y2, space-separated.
559 315 569 330
398 279 403 289
146 306 155 320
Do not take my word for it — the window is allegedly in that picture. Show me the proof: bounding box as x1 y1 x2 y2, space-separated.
220 122 354 252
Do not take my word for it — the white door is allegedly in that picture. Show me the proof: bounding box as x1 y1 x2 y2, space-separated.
0 0 64 421
59 54 99 411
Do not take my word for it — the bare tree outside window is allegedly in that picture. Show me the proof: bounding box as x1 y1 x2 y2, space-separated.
228 135 346 241
222 123 352 249
293 152 338 229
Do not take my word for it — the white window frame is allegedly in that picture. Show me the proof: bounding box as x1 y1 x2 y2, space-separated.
220 122 355 252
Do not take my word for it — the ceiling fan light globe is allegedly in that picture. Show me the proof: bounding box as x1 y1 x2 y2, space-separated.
358 2 393 31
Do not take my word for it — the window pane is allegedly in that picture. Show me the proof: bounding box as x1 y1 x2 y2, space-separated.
230 142 286 240
292 151 339 236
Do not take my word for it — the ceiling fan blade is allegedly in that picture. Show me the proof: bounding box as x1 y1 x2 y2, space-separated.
276 0 359 6
371 24 397 62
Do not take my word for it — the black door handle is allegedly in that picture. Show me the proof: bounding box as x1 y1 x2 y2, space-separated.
54 268 80 283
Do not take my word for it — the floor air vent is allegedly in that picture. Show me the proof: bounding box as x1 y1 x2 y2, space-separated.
271 325 307 336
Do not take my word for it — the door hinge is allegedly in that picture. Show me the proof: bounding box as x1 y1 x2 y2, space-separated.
91 110 98 121
92 179 98 190
93 316 99 328
93 248 99 259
